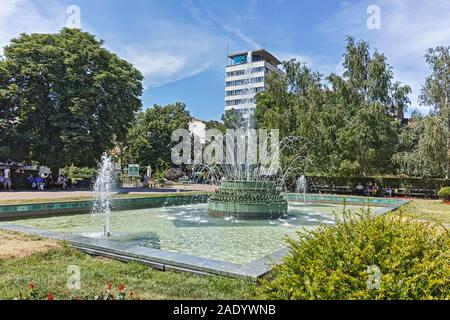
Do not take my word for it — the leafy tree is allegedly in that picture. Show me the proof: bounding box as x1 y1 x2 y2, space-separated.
394 116 448 177
221 108 254 129
336 103 401 176
419 46 450 177
0 28 143 174
255 37 408 176
205 120 226 133
127 103 192 170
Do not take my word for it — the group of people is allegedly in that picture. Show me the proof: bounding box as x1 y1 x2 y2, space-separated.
0 165 71 191
355 182 394 197
25 173 71 191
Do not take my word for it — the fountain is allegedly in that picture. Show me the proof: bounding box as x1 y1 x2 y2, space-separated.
206 52 291 219
92 154 115 237
296 175 308 204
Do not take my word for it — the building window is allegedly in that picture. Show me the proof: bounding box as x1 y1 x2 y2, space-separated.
226 77 264 87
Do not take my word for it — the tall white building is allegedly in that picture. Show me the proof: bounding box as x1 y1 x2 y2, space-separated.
225 49 282 112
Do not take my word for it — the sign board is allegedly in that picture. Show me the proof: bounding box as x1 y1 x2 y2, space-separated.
128 164 140 177
232 54 247 65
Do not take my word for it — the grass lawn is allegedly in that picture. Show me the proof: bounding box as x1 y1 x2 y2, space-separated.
395 199 450 225
0 230 256 300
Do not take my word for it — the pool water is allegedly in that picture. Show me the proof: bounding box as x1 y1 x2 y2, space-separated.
3 202 387 264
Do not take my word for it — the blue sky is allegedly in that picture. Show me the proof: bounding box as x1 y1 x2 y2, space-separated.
1 0 449 120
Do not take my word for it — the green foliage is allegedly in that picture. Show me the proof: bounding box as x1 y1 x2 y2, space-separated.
394 116 448 177
0 28 143 168
221 108 255 129
438 187 450 200
258 211 450 300
61 166 95 180
127 103 192 169
205 120 226 133
256 37 408 177
419 46 450 177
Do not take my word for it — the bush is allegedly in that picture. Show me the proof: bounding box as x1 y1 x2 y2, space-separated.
438 187 450 201
258 211 450 300
61 166 95 180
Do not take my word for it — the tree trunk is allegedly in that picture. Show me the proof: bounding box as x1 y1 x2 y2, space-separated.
51 166 60 182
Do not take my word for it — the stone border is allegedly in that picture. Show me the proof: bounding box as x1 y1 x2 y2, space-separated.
0 224 282 279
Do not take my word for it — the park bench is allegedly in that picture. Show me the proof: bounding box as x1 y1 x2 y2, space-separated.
408 189 438 199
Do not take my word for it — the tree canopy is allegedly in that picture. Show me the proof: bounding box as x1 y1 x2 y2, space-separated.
255 36 411 176
126 103 192 171
0 28 143 172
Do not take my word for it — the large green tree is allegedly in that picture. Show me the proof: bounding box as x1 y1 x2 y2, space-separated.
255 37 408 176
0 28 143 173
419 46 450 178
394 116 448 177
127 103 192 170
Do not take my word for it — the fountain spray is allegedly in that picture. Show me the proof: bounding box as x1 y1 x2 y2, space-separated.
92 154 115 237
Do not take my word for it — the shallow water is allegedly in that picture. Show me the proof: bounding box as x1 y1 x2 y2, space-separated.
4 202 386 264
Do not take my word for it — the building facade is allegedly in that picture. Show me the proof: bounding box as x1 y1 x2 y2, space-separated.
224 49 282 112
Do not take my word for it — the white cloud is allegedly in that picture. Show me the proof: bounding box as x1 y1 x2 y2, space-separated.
0 0 66 53
274 51 344 76
0 1 225 89
318 0 450 113
115 20 225 88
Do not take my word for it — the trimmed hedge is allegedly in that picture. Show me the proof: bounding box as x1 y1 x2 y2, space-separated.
305 176 449 190
438 187 450 201
258 211 450 300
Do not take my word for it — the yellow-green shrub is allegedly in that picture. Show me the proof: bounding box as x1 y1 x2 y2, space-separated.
438 187 450 201
258 211 450 300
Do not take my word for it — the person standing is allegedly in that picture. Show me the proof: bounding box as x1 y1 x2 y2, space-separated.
0 171 4 190
3 166 12 191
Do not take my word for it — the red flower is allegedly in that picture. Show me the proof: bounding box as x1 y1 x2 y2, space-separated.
107 283 113 290
129 291 134 297
118 284 125 292
47 293 54 301
29 283 35 290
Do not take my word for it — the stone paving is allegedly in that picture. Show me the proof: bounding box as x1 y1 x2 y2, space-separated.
0 184 217 202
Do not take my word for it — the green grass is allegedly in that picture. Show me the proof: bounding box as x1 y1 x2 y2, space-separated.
394 199 450 225
0 243 256 300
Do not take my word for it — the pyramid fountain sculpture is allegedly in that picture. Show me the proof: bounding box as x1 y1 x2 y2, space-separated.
208 179 288 220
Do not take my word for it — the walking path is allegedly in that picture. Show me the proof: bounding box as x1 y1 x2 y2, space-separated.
0 184 217 202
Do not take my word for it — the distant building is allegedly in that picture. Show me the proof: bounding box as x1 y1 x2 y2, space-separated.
188 118 207 144
225 49 283 112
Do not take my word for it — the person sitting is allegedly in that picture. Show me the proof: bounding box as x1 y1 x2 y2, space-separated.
35 175 46 191
26 174 35 189
385 186 394 197
355 182 364 196
371 183 380 197
364 183 373 197
57 174 67 190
